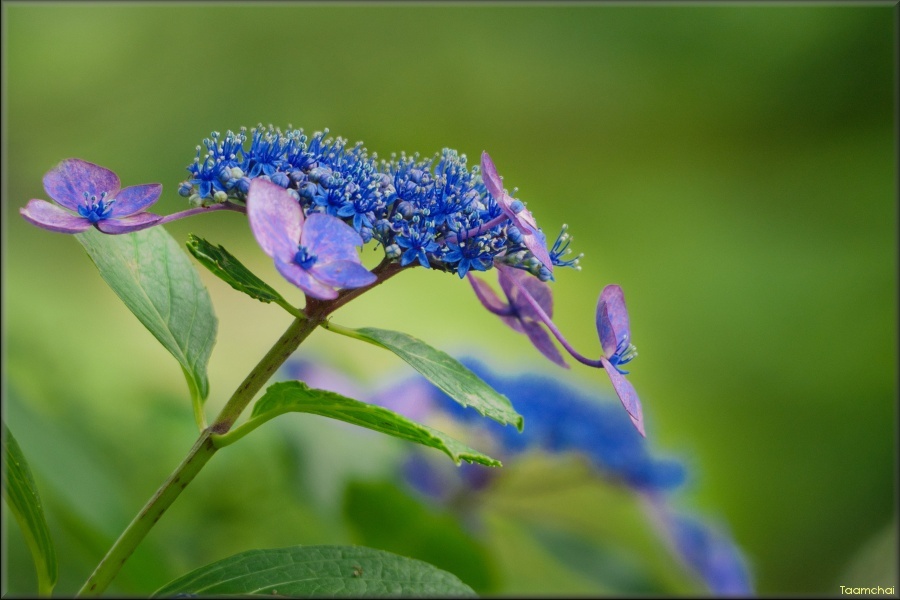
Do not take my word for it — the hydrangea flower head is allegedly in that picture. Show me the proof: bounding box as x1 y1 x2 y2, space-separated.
596 284 645 436
467 265 567 368
21 159 162 234
246 179 376 300
480 151 552 272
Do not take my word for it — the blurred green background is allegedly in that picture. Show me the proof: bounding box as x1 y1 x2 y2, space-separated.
2 3 896 596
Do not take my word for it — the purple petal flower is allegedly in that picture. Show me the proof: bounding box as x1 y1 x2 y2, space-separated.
481 152 552 272
596 285 645 437
468 265 568 368
20 159 163 234
247 179 376 300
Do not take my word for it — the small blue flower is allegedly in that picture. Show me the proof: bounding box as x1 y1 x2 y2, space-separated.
443 237 494 278
395 225 440 268
549 224 583 270
242 125 290 179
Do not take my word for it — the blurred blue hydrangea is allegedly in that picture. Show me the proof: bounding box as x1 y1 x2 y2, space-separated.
284 356 753 596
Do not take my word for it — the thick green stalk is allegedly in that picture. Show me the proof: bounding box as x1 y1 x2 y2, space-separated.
210 315 322 433
76 316 318 597
77 259 408 597
76 431 217 597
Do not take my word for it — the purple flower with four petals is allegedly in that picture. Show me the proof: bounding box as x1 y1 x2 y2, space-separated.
480 151 552 272
20 159 163 234
467 265 567 368
596 285 645 436
469 267 646 436
247 179 376 300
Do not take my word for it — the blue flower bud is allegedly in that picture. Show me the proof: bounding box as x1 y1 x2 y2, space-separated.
308 166 332 185
271 171 290 188
178 181 193 197
236 177 251 195
396 201 414 219
298 182 318 201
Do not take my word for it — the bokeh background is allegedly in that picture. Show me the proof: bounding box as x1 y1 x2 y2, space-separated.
2 3 896 596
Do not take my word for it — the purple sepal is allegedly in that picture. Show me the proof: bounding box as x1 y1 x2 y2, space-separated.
481 152 553 271
480 151 505 201
274 256 338 300
310 260 377 288
42 158 120 211
95 212 163 234
108 184 163 217
467 274 512 316
247 179 375 299
520 320 569 368
301 213 365 263
601 357 645 437
498 264 553 324
247 179 303 259
20 199 92 233
596 284 630 358
468 266 567 368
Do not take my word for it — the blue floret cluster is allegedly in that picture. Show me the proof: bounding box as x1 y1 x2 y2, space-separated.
180 125 576 280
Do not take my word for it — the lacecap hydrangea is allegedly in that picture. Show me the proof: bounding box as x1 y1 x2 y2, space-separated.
178 125 579 281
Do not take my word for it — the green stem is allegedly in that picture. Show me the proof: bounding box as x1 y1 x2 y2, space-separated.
318 320 370 342
76 432 217 597
211 410 285 449
75 316 318 598
77 258 409 597
210 315 321 433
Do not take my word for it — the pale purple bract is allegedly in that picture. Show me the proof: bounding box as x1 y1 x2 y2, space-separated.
596 285 645 437
246 179 376 300
480 151 553 272
467 264 567 368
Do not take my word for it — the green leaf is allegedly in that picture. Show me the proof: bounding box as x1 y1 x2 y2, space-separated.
2 424 58 596
75 227 217 401
186 235 295 312
152 545 477 597
245 381 500 467
324 324 523 431
344 480 499 593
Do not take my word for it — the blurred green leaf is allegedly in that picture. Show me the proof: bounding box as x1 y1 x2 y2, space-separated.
151 545 477 597
344 480 499 594
2 423 58 596
75 227 217 402
325 324 523 431
246 381 500 467
524 522 662 594
186 234 297 315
